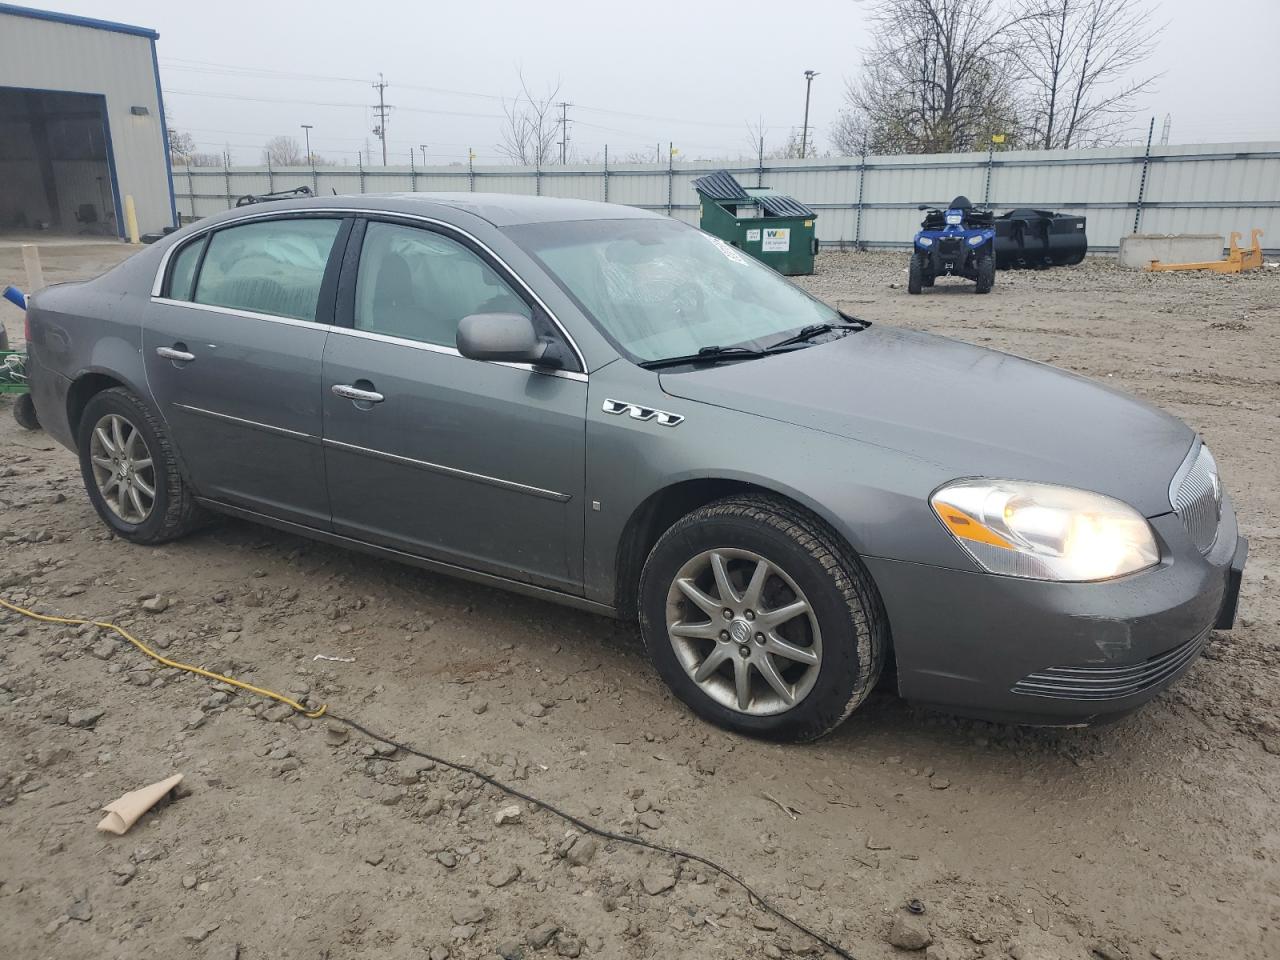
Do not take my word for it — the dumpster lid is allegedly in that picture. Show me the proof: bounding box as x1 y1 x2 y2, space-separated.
691 170 749 202
692 170 816 219
746 189 816 219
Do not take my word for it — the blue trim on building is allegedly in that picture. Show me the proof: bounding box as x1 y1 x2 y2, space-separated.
0 3 159 40
97 92 127 239
151 37 178 229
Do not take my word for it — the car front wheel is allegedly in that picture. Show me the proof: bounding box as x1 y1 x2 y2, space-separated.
77 387 204 544
639 495 887 741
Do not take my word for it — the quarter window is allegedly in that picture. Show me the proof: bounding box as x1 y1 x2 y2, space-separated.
193 218 341 322
354 221 531 347
165 235 206 301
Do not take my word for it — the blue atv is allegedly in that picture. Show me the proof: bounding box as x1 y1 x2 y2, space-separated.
908 195 996 294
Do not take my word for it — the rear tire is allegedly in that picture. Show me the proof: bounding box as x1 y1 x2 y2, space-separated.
975 255 995 294
638 494 887 742
907 254 924 294
77 387 204 544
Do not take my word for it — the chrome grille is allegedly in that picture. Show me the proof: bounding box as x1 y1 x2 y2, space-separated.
1011 629 1210 701
1171 444 1221 554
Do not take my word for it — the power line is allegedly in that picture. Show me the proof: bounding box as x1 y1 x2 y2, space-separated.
159 55 792 132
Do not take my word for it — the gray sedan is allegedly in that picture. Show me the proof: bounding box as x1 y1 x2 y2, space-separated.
25 194 1247 740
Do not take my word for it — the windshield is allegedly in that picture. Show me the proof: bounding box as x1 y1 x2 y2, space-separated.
504 218 839 363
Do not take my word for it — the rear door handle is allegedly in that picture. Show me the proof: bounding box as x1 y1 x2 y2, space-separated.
156 346 196 362
331 383 385 404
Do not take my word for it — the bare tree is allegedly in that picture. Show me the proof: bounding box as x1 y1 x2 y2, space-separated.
168 128 197 165
496 71 561 165
832 0 1028 154
742 120 810 162
1011 0 1162 149
263 135 304 167
167 128 222 167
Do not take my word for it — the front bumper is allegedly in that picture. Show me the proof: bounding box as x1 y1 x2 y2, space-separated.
865 497 1245 725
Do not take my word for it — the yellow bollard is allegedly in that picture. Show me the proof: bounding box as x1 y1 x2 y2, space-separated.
21 244 44 292
124 195 140 244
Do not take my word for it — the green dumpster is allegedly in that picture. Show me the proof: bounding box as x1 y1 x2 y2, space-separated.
692 170 818 276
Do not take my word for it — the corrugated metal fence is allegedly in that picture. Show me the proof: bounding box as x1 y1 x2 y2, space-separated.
173 141 1280 252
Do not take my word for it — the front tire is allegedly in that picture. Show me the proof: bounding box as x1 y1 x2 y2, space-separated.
638 495 887 742
975 255 995 294
77 387 204 544
907 254 924 294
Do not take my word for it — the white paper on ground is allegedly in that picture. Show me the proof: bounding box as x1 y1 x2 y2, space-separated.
96 773 184 835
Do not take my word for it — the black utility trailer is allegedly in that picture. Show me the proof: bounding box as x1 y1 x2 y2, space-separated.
993 209 1087 269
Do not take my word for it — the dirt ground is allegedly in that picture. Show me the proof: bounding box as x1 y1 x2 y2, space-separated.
1 243 1277 960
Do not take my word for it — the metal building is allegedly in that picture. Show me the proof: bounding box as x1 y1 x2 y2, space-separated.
0 3 175 239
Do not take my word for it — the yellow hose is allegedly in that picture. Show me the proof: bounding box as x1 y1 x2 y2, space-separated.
0 596 326 718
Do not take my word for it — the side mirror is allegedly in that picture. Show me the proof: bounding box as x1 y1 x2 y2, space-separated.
456 313 564 368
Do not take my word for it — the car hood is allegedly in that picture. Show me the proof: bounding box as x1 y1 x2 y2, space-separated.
658 326 1192 517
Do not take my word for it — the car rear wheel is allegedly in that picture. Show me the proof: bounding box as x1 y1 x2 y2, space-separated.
77 387 204 544
639 494 887 741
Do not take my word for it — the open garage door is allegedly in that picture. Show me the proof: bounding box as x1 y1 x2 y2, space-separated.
0 87 121 238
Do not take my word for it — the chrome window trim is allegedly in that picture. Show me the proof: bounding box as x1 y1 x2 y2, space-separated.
323 438 571 503
149 297 330 330
173 403 318 443
325 325 588 382
149 205 588 374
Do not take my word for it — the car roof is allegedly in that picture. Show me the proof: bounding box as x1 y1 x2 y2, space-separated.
222 192 666 228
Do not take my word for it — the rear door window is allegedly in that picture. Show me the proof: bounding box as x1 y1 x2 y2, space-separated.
193 218 342 322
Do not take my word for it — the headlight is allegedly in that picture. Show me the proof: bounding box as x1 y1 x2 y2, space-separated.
967 234 985 245
918 237 933 247
930 480 1159 581
946 213 963 225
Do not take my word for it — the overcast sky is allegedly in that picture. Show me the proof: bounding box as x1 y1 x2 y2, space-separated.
39 0 1280 165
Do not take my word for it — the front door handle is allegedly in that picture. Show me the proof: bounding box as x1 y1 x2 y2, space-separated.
156 345 196 362
331 383 385 404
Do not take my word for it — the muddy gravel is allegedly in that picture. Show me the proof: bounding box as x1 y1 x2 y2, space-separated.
1 244 1277 960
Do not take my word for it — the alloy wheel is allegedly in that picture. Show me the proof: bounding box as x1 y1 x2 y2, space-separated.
664 548 822 716
89 413 156 524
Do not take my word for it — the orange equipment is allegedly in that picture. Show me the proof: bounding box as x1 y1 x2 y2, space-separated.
1148 229 1264 274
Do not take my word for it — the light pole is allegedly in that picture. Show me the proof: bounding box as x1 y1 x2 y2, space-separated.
801 70 819 159
300 124 313 164
419 144 428 167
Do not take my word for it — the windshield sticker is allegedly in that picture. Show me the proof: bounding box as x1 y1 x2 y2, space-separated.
762 228 790 252
706 235 749 265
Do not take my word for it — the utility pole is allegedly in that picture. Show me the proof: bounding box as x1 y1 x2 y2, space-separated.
419 144 428 167
556 102 571 164
301 124 316 191
801 70 819 159
371 73 392 166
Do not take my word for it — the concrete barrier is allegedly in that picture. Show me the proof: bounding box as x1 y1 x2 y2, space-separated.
1119 234 1224 269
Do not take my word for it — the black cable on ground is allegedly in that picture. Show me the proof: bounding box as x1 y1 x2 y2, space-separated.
327 712 857 960
0 597 856 958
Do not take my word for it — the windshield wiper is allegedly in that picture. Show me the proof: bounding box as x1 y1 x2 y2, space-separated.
638 345 765 370
766 323 839 351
